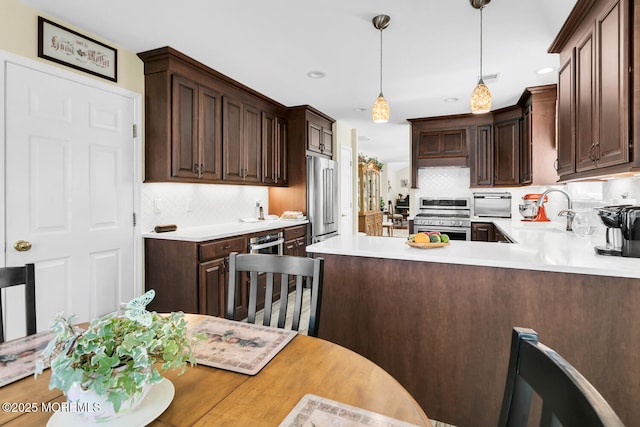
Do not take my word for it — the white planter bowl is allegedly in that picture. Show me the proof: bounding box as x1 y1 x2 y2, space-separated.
66 381 153 423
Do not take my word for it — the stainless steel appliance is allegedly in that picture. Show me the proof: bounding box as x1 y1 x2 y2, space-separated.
414 197 471 240
249 231 284 255
307 156 339 243
473 192 511 218
594 205 629 256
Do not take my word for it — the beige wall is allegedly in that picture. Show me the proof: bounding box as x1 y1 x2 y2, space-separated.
1 0 143 94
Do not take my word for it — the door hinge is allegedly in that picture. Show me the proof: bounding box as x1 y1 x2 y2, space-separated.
133 124 138 138
132 212 137 227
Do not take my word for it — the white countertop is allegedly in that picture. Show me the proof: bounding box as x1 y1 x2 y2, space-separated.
142 219 308 242
306 219 640 279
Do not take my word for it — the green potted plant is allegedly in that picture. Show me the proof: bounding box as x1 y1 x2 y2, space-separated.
35 290 201 422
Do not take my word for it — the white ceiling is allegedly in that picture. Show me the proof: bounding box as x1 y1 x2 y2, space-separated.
21 0 577 164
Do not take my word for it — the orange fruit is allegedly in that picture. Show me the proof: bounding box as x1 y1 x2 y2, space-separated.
414 232 430 243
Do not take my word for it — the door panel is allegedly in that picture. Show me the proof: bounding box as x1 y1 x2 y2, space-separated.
5 62 135 340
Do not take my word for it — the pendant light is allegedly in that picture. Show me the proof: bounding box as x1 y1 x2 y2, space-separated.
371 15 390 123
470 0 492 114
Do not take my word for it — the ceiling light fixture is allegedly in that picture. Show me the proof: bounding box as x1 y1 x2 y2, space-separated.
536 67 555 75
306 71 326 79
371 14 390 123
470 0 491 114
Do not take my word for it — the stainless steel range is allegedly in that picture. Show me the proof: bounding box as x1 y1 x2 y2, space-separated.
414 197 471 240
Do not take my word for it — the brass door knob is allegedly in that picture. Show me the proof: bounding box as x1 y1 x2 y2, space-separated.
14 240 32 252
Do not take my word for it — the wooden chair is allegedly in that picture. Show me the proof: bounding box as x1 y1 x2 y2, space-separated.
382 213 394 236
498 327 624 427
0 264 36 343
226 252 324 337
387 201 403 228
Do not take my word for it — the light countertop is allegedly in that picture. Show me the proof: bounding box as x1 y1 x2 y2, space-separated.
306 219 640 279
142 219 308 242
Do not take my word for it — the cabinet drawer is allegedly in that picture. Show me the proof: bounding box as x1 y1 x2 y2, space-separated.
199 236 247 262
284 225 306 241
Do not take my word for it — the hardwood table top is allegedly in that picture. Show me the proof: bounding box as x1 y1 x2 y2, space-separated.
0 315 430 426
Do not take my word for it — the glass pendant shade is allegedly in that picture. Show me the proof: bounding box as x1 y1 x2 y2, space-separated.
372 93 390 123
470 80 492 114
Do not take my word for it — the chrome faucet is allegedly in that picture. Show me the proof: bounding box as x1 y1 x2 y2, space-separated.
536 189 574 231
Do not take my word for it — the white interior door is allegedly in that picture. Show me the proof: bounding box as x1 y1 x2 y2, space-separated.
3 61 136 340
339 145 353 235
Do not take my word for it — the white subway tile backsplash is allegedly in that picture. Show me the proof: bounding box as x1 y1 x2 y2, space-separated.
142 183 268 231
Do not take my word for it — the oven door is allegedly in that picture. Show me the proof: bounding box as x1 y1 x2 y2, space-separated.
249 232 284 255
414 225 471 241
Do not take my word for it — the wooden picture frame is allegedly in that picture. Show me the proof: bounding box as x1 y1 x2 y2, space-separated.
38 16 117 82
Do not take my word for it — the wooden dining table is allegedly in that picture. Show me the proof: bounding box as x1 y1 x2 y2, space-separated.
0 314 431 426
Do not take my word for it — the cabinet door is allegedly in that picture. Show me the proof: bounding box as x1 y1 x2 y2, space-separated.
441 130 466 156
417 130 465 158
262 111 277 185
307 121 322 153
417 133 441 158
199 258 226 317
171 75 199 178
471 223 494 242
595 0 629 168
494 119 520 185
475 125 493 186
222 95 245 181
520 106 532 184
557 54 575 176
199 86 222 180
276 116 288 184
243 104 262 183
575 28 597 172
322 127 333 156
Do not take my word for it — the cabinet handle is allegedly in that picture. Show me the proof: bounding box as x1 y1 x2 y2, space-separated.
193 163 199 176
200 163 204 177
595 141 600 161
553 159 559 171
221 244 231 250
588 142 597 161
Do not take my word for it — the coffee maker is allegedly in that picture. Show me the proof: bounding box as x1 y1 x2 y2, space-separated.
620 206 640 258
594 205 628 256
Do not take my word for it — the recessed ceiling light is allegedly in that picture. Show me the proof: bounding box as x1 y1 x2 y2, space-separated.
353 107 366 112
306 71 326 79
444 97 459 103
536 67 555 75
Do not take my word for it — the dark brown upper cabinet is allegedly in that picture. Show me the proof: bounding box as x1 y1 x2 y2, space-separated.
410 85 557 188
262 113 288 185
306 110 334 158
138 47 288 186
549 0 637 180
222 96 261 183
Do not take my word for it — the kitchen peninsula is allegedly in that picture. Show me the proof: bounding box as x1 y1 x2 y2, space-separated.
306 223 640 427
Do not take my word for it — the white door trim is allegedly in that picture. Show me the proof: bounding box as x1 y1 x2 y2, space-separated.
0 50 143 296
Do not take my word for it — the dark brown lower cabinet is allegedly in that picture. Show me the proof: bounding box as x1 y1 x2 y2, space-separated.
145 236 248 319
471 222 495 242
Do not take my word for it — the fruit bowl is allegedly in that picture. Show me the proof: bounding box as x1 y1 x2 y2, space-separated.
405 241 450 249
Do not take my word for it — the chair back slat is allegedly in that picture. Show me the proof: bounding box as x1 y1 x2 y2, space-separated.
226 252 324 336
498 327 625 427
0 264 36 343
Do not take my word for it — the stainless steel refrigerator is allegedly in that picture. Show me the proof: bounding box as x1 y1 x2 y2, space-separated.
307 155 339 243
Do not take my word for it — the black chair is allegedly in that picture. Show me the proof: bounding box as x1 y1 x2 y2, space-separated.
225 252 324 337
0 264 36 342
498 327 625 427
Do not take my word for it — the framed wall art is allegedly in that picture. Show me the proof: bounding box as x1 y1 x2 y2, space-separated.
38 16 117 82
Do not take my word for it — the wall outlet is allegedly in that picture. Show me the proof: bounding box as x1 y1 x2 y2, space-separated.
153 199 162 214
186 198 193 213
255 199 261 207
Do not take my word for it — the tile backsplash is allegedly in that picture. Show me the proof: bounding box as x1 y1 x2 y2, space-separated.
142 183 268 231
412 167 640 220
